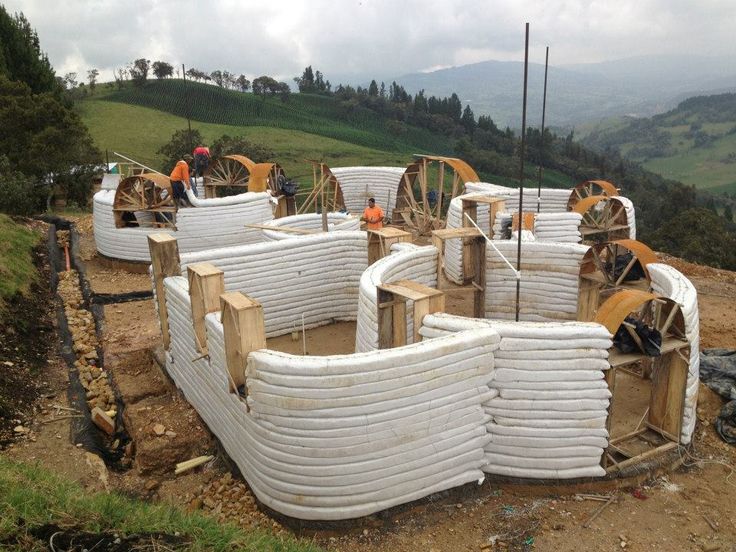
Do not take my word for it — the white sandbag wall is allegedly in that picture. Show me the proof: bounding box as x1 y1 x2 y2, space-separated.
355 244 439 352
647 263 699 444
465 182 571 213
614 196 637 240
261 213 359 241
420 313 612 479
486 241 589 322
100 173 120 190
162 275 498 520
331 166 405 214
179 232 368 338
93 190 273 262
533 212 583 243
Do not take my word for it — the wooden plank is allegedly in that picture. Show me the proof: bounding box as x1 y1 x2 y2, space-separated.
605 442 678 474
377 287 395 349
379 280 443 302
471 237 486 318
648 348 689 439
393 299 407 347
609 427 648 445
413 296 430 344
147 234 180 350
220 291 266 393
432 227 482 239
577 277 601 322
188 263 225 354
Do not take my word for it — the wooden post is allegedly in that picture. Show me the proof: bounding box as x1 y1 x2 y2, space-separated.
648 347 689 439
187 263 225 354
577 277 602 321
148 233 180 350
367 227 412 265
470 236 486 318
512 211 536 232
377 280 445 346
220 292 266 394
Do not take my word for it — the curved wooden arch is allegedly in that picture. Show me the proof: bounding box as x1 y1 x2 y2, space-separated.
395 156 478 235
204 154 256 198
567 179 619 210
595 289 686 343
580 239 658 285
574 195 630 243
113 173 176 229
248 162 284 194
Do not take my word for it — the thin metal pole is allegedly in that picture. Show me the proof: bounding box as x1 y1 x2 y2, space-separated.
182 63 193 153
516 23 530 322
105 149 110 173
537 46 549 214
112 151 164 175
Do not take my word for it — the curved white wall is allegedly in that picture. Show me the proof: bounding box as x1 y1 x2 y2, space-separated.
162 275 499 520
332 166 405 214
420 313 611 479
180 232 368 338
355 244 439 352
93 189 273 262
261 213 359 241
647 263 699 444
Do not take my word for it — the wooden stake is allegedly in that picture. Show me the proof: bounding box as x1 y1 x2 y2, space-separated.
188 263 225 354
148 233 181 350
220 292 266 393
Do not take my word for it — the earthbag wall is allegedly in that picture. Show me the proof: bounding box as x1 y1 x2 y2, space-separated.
420 313 612 479
93 190 273 262
179 232 368 338
647 263 700 444
261 213 359 241
331 166 405 214
355 243 438 352
162 275 499 520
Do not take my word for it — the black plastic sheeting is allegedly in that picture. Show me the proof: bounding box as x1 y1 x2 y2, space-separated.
40 215 130 465
613 316 662 356
699 348 736 444
92 290 153 305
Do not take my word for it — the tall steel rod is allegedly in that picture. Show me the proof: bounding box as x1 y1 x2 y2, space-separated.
537 46 549 214
516 23 530 322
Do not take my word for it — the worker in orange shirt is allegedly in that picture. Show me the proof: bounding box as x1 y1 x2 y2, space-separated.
169 154 193 207
361 197 384 230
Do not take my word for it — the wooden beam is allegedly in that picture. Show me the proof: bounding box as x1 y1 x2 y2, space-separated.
148 233 180 350
605 442 678 474
648 347 689 439
367 227 412 265
377 280 445 346
187 263 225 354
470 236 486 318
220 292 266 394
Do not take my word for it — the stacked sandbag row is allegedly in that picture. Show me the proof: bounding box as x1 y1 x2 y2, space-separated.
355 244 438 352
332 166 405 214
614 196 637 240
163 276 498 519
92 190 274 262
533 212 583 243
647 263 699 444
419 313 612 479
485 241 589 322
465 182 572 213
261 213 359 241
177 190 274 253
100 173 120 191
180 232 368 338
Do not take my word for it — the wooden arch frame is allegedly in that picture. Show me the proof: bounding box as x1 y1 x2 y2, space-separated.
574 195 630 243
567 179 619 211
580 239 658 287
204 155 285 198
297 161 346 214
394 156 480 235
113 173 176 229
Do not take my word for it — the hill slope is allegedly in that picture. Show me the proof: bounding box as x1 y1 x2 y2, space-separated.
581 93 736 194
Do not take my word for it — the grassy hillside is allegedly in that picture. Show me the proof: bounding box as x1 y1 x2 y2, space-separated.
581 93 736 194
0 215 39 309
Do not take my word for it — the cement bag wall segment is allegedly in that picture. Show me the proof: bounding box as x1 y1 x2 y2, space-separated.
179 231 368 338
93 190 273 262
162 275 498 520
331 166 405 214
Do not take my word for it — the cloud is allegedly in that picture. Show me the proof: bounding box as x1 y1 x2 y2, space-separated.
4 0 736 83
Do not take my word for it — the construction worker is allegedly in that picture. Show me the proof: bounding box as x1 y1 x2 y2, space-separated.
192 144 210 177
362 197 384 230
170 154 193 207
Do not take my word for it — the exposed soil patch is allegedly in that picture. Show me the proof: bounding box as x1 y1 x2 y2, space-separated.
0 242 54 448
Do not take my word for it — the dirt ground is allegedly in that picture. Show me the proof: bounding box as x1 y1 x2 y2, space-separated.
4 215 736 551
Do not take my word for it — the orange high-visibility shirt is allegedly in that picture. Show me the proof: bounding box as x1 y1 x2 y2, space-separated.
169 160 190 185
363 205 384 230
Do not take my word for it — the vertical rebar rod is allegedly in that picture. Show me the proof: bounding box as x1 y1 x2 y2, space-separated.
182 64 193 153
516 23 530 322
537 46 549 214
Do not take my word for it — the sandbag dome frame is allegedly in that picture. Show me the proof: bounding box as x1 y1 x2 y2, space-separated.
112 172 176 229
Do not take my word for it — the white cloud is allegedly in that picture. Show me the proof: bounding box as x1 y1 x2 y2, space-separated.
4 0 736 82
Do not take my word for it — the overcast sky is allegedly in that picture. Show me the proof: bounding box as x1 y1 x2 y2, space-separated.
5 0 736 83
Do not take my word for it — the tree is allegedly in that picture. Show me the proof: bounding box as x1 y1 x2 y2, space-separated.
114 66 128 89
0 75 100 212
461 104 476 135
235 74 250 92
368 80 379 97
87 68 98 90
152 61 173 79
129 58 150 87
157 128 204 174
277 81 290 102
295 65 315 92
0 7 59 95
63 72 77 89
210 69 224 87
252 75 281 97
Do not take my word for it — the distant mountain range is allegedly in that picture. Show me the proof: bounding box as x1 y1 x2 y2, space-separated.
388 55 736 128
